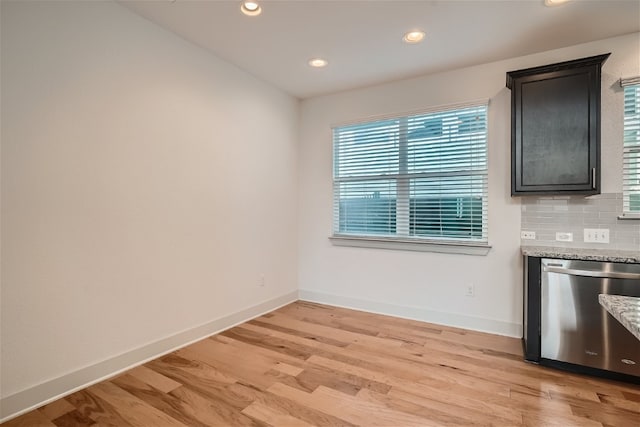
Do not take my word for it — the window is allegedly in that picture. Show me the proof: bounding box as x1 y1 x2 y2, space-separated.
332 102 488 247
622 79 640 217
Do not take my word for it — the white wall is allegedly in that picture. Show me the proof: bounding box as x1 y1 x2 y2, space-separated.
1 0 298 405
298 33 640 337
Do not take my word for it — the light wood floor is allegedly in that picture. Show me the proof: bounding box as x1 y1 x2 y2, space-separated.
4 301 640 426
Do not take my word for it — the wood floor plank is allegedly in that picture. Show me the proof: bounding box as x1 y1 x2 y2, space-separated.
622 390 640 402
522 412 603 427
280 302 443 337
37 398 76 421
268 382 439 427
215 330 309 367
50 410 96 427
220 326 314 361
557 390 640 426
64 389 135 427
248 319 350 348
174 340 277 390
569 403 639 427
386 386 515 426
127 365 182 394
167 383 263 426
6 301 639 427
220 381 357 427
110 374 209 427
85 382 187 427
257 312 405 349
272 361 304 377
548 386 601 403
392 379 528 424
263 366 359 396
507 389 577 418
241 401 314 427
241 320 352 354
250 389 356 427
597 391 640 413
437 328 523 354
1 410 57 427
146 359 258 415
148 352 238 387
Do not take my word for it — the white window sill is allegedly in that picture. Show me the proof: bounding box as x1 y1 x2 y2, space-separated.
618 213 640 220
329 235 492 256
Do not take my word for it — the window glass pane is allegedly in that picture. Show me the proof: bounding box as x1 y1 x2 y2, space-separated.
335 180 396 235
409 176 486 240
334 120 399 178
407 106 487 174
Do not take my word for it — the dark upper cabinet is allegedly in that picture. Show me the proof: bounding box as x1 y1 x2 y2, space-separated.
507 54 610 196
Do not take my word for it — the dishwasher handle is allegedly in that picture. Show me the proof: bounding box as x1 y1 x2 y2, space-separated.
543 265 640 280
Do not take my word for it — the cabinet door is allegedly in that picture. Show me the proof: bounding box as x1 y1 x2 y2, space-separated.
509 55 608 196
523 256 541 362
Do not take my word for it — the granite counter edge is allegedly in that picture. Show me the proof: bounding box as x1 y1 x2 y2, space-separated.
521 246 640 263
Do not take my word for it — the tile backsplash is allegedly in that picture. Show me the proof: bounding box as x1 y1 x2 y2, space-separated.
521 193 640 251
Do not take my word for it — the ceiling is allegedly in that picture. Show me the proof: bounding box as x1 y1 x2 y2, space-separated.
120 0 640 99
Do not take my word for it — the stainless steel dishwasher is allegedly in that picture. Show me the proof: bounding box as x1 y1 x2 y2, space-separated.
541 258 640 377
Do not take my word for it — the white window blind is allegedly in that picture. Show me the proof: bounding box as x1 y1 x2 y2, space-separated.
333 103 488 244
622 80 640 216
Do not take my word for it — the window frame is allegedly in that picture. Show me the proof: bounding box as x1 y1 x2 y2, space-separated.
330 101 491 255
620 78 640 220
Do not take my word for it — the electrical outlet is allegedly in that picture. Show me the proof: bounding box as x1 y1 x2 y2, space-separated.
555 232 573 242
465 284 475 297
259 275 265 287
584 228 610 243
521 231 536 240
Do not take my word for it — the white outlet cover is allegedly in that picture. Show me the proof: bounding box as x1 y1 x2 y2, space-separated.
556 232 573 242
465 284 475 297
521 231 536 240
584 228 610 243
584 229 594 242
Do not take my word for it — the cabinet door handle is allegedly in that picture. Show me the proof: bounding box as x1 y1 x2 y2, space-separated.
543 265 640 280
592 168 596 189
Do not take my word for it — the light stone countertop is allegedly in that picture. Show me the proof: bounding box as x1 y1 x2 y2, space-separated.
521 246 640 263
599 294 640 341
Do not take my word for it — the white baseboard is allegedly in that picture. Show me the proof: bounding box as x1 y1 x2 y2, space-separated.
0 291 298 423
298 289 522 338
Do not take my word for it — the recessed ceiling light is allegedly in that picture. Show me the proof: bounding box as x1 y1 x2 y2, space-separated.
309 58 328 68
544 0 571 6
240 1 261 16
403 30 425 44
